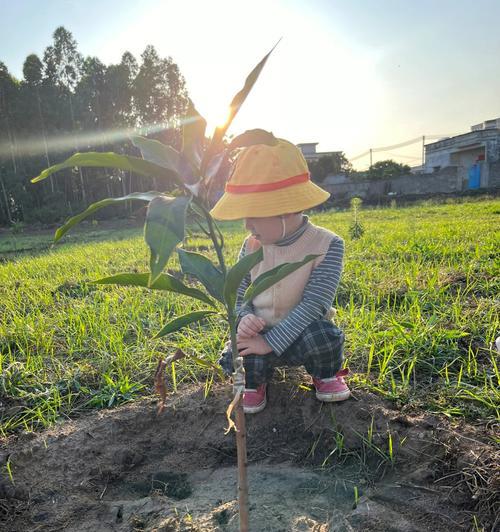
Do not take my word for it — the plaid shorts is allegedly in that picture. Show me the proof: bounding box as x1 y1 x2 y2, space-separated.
219 320 345 389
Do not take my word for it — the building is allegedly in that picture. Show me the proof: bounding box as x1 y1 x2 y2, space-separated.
424 118 500 189
297 142 341 162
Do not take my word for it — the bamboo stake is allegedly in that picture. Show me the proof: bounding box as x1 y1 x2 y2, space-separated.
235 398 249 531
227 313 250 532
188 202 250 531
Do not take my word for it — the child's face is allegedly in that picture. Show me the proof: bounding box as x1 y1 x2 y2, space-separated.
244 216 285 245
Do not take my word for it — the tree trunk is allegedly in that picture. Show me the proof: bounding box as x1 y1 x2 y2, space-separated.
36 87 55 194
0 171 12 224
121 173 128 215
6 121 17 175
129 170 133 213
68 93 86 203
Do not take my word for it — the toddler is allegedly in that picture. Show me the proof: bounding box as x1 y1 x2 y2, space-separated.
210 139 349 413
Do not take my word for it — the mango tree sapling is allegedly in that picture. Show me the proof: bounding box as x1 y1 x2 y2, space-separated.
32 42 317 532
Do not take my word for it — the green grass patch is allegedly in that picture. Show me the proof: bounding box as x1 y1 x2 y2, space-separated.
0 199 498 435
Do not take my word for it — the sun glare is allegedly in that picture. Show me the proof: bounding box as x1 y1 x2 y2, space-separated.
203 104 233 137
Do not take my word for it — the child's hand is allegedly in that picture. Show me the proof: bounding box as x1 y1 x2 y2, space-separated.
237 334 273 356
237 314 266 339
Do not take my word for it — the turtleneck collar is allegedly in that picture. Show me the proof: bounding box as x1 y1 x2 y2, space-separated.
275 215 310 247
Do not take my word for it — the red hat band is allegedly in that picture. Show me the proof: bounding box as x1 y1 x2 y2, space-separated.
225 173 310 194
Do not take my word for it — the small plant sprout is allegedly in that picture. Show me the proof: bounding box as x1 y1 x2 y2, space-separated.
387 429 394 464
348 197 365 240
353 486 359 509
321 430 345 467
6 456 14 484
31 41 319 532
352 418 396 468
367 416 374 445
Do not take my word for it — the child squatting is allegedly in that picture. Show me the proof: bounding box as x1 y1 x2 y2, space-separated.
210 138 350 414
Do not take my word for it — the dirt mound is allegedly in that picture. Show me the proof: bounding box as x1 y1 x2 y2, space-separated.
0 376 498 531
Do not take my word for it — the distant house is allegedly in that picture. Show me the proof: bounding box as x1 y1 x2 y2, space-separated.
424 118 500 190
297 142 341 163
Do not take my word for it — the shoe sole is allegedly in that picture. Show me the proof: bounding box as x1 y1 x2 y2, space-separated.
243 396 267 414
316 390 351 402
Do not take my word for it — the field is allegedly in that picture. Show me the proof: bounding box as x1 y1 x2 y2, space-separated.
0 197 499 531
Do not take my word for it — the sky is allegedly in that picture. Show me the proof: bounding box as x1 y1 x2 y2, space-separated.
1 0 500 169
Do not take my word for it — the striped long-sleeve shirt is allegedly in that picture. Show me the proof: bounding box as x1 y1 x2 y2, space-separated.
235 218 344 355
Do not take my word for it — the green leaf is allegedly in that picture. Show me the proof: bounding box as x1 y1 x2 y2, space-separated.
390 320 416 333
154 310 217 339
223 247 263 309
243 254 320 303
54 191 166 242
92 272 216 308
441 329 470 339
145 196 191 286
31 152 181 185
182 99 207 169
131 136 180 173
177 248 225 303
190 356 225 380
201 41 280 174
228 129 279 151
204 151 226 181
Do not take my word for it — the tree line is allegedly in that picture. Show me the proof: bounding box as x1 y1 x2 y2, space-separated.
308 153 411 183
0 26 189 226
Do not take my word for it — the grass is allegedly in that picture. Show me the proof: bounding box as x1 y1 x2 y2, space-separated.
0 197 499 436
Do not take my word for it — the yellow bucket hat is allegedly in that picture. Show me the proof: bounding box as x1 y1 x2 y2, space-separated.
209 138 330 220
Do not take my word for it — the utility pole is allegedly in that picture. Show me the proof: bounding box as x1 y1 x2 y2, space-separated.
369 148 373 168
421 136 425 171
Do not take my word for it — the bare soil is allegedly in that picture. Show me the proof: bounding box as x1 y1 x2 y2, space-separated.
1 373 498 531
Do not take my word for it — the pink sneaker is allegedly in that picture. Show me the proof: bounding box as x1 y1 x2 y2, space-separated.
243 384 267 414
313 369 350 402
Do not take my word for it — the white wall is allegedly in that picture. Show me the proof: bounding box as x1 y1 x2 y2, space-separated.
425 149 451 172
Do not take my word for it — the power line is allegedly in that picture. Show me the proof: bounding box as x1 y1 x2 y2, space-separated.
383 151 422 160
425 134 457 139
350 151 370 162
348 133 460 163
372 136 422 153
349 137 420 161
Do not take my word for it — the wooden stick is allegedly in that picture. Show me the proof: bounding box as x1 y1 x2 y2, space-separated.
235 397 249 532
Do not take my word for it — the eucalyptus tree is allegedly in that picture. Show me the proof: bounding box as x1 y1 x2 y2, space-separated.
0 61 19 224
133 45 189 190
133 45 188 135
43 26 83 93
43 26 86 201
16 54 55 207
103 52 138 129
23 54 52 171
76 56 107 132
0 29 196 223
101 53 140 203
75 56 114 203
